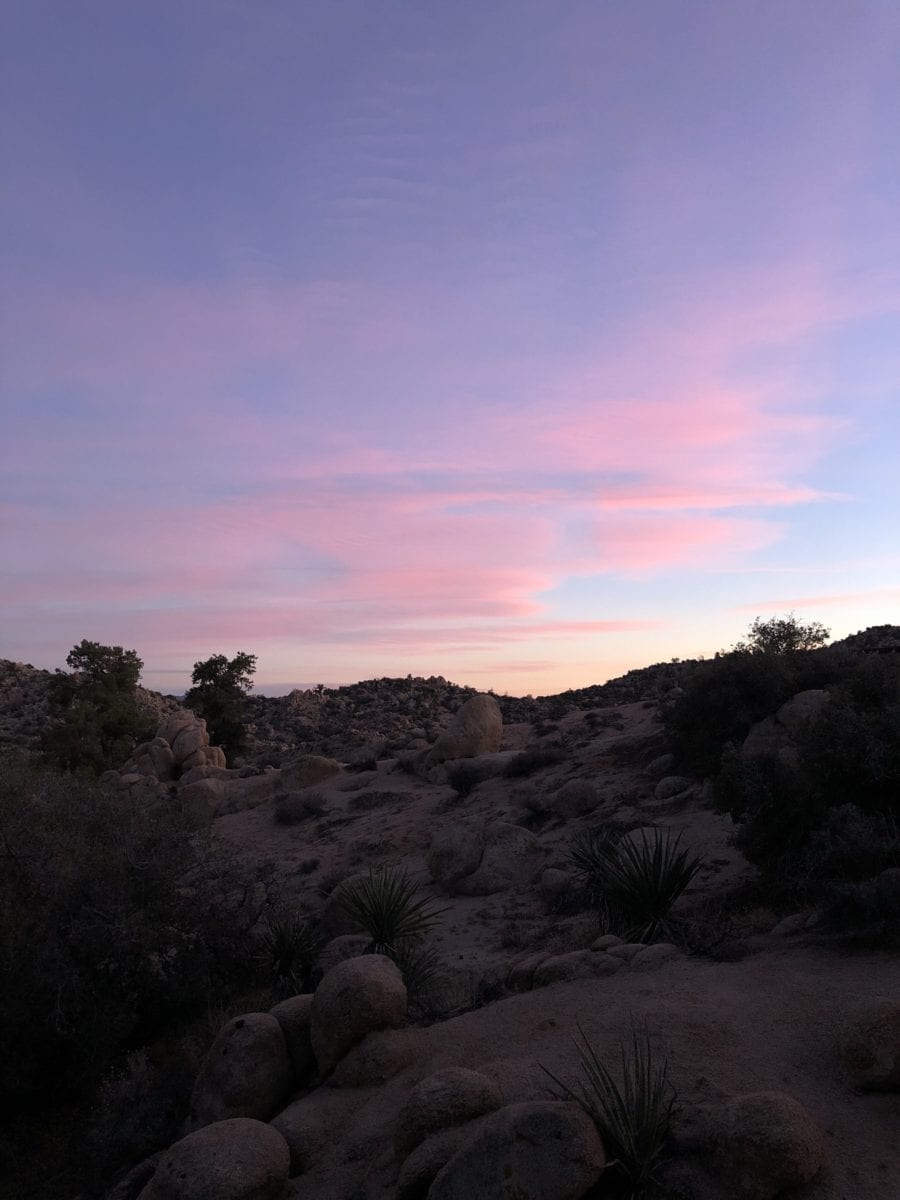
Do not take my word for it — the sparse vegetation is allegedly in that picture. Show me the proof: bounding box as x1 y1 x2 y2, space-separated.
256 911 325 994
580 829 703 942
503 746 566 778
335 864 447 953
273 790 327 824
544 1025 674 1198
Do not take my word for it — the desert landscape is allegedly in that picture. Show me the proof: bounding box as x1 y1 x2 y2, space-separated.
1 621 897 1200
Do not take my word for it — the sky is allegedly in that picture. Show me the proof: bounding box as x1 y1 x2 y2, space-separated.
2 1 899 697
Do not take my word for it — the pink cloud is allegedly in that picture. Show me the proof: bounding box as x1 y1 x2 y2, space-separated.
734 588 900 612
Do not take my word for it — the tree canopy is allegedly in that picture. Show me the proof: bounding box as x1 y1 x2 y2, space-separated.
183 652 257 758
733 613 830 656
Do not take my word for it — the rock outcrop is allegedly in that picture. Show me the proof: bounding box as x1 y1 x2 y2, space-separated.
426 694 503 765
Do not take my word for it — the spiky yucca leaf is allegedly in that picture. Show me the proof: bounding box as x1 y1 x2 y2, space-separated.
257 912 324 994
598 829 702 942
386 938 443 1014
543 1024 673 1198
568 827 619 895
336 865 448 953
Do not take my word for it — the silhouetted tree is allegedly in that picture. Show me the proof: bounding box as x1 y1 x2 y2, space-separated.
733 613 830 655
42 640 149 774
183 651 257 758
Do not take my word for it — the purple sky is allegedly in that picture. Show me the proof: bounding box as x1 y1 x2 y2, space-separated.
2 2 899 695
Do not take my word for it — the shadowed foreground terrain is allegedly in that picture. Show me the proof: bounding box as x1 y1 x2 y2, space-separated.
1 627 898 1200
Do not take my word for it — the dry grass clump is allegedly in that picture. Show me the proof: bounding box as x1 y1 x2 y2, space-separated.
273 790 326 824
503 746 566 778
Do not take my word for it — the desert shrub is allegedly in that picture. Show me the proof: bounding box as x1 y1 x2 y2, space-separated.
544 1025 673 1198
256 912 324 995
273 790 326 824
503 746 566 778
584 830 703 942
714 656 900 887
335 865 447 953
734 613 829 655
446 759 485 798
0 751 263 1104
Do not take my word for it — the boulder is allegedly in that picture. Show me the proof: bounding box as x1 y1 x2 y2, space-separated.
840 1001 900 1091
171 720 210 764
395 1067 504 1160
653 776 694 801
546 779 601 818
461 822 544 895
428 1101 606 1200
269 994 315 1085
630 943 679 970
775 689 830 737
329 1026 420 1088
189 1014 292 1130
310 954 407 1076
137 1118 289 1200
427 822 485 890
428 820 544 896
158 710 198 748
270 1089 366 1175
280 754 341 790
677 1091 825 1200
427 694 502 765
317 933 372 975
396 1122 489 1200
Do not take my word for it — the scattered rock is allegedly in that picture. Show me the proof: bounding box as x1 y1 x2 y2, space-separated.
310 955 407 1076
428 1101 606 1200
137 1118 290 1200
280 754 341 790
189 1014 292 1130
546 779 601 818
630 943 679 970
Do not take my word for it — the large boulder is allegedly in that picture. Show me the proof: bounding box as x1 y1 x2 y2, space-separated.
677 1091 825 1200
280 754 341 790
428 820 544 896
270 1089 366 1175
269 994 315 1086
189 1014 292 1130
428 1101 606 1200
310 954 407 1076
137 1118 290 1200
840 1001 900 1091
427 695 502 765
395 1067 504 1160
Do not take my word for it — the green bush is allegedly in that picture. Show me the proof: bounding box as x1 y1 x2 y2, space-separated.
713 655 900 887
41 640 152 775
0 752 262 1103
184 651 257 759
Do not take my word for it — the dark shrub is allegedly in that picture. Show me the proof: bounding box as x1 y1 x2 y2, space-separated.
503 747 566 778
273 790 326 824
446 760 485 797
0 752 262 1103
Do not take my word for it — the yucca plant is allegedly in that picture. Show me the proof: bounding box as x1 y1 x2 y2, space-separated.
256 912 324 995
386 938 443 1016
544 1024 673 1198
335 865 448 953
596 829 702 942
568 826 619 903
